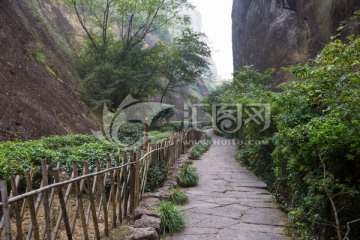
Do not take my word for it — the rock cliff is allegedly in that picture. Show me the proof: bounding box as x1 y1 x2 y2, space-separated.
0 0 96 141
232 0 360 72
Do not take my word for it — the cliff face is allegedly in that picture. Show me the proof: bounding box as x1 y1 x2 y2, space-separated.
232 0 360 72
0 0 96 141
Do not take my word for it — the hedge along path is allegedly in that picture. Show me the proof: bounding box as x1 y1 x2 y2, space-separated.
0 129 202 240
172 131 289 240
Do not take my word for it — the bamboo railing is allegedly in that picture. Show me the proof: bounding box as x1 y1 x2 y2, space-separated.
0 129 202 240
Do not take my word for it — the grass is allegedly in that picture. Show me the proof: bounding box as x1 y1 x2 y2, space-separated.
189 137 212 160
170 189 188 205
178 164 199 188
156 201 185 234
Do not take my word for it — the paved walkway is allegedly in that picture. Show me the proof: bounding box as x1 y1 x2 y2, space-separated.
172 133 288 240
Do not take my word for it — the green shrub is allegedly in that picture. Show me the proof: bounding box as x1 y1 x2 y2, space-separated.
148 131 172 144
204 34 360 239
156 201 185 234
178 165 199 187
159 121 184 132
270 36 360 239
189 149 201 160
41 135 100 149
145 162 169 192
170 189 188 205
0 130 170 180
0 135 122 179
189 139 212 160
117 122 144 146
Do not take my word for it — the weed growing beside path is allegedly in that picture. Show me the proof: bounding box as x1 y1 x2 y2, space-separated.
189 135 212 160
178 164 199 187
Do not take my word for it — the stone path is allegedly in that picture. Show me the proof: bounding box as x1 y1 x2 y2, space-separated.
171 133 288 240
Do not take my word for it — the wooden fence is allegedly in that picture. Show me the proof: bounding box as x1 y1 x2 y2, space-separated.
0 129 202 240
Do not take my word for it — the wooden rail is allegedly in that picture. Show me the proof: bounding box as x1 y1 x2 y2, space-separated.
0 129 202 240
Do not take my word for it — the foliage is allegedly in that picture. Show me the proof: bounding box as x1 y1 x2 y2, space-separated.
170 188 188 205
0 135 122 179
273 36 360 239
117 122 144 146
68 0 210 111
336 10 360 36
159 29 211 102
32 50 46 65
0 129 172 181
79 42 165 110
145 162 169 192
189 138 211 160
150 108 176 128
156 201 185 234
148 131 172 144
205 65 276 183
205 36 360 239
178 164 199 187
158 121 184 132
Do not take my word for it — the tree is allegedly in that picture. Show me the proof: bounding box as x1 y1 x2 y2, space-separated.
79 41 165 110
159 29 211 103
67 0 192 61
68 0 211 112
115 0 192 59
68 0 115 57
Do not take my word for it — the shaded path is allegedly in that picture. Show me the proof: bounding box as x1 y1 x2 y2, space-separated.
172 132 288 240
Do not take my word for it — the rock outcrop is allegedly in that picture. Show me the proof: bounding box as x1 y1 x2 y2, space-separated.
128 227 159 240
0 0 96 141
232 0 360 72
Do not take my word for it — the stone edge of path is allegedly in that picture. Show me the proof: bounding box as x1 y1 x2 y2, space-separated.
109 152 191 240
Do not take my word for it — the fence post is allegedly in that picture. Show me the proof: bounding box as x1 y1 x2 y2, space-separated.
25 174 40 240
167 140 171 165
84 162 100 239
107 154 117 229
53 168 72 240
1 180 12 240
115 155 123 224
135 148 141 206
95 159 109 237
10 177 22 240
123 151 129 217
160 142 163 162
74 164 90 240
41 160 52 240
54 169 75 239
129 151 136 214
180 132 184 155
171 138 177 167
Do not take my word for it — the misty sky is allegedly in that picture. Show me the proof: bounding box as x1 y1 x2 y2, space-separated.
191 0 234 80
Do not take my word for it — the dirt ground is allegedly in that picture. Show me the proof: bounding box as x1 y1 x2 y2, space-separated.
0 0 97 141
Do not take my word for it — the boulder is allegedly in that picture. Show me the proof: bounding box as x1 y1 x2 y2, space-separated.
128 227 159 240
132 209 160 220
134 215 161 234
